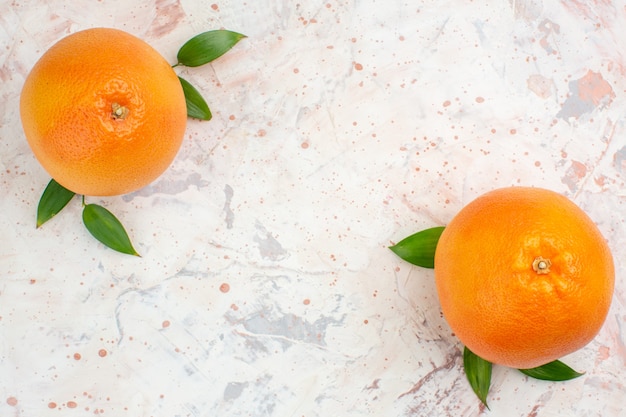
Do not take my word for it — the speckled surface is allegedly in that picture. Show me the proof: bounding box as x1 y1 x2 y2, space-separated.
1 1 625 416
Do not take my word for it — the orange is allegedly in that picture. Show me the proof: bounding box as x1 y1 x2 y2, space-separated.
434 187 614 369
20 28 187 196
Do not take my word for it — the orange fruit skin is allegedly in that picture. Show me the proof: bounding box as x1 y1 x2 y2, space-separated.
434 187 614 369
20 28 187 196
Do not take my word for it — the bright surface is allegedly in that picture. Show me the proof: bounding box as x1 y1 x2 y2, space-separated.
1 1 625 416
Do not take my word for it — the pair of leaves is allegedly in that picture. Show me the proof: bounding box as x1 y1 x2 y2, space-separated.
464 347 584 408
175 30 246 120
389 227 584 407
38 179 139 256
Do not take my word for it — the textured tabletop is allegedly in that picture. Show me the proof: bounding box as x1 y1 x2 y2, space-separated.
1 1 625 416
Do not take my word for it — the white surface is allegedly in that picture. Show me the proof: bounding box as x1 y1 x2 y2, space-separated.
1 1 625 416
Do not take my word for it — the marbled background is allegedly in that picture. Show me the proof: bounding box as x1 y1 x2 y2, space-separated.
1 1 625 416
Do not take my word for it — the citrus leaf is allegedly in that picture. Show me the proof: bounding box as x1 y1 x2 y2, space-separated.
176 30 246 67
519 360 584 381
37 179 76 228
82 204 140 256
464 346 492 409
179 76 212 120
389 226 445 268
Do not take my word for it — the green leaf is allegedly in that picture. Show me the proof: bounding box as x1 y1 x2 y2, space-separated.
389 226 445 268
37 179 76 228
519 360 584 381
82 204 140 256
176 30 246 67
464 346 492 409
179 76 212 120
